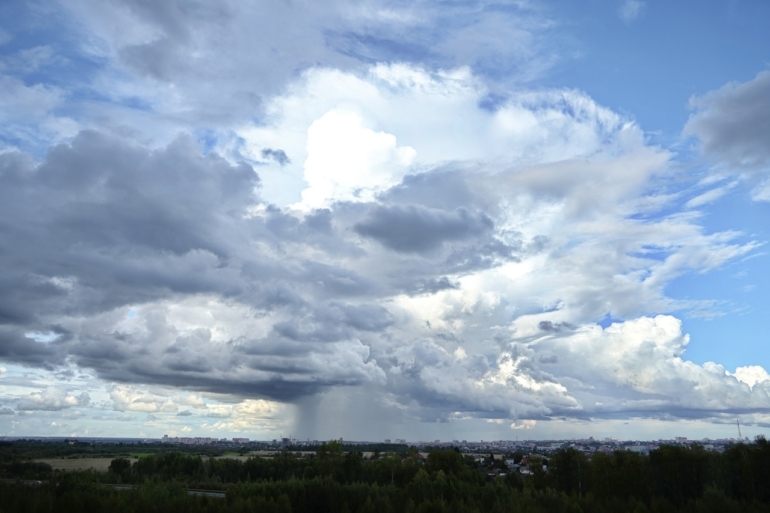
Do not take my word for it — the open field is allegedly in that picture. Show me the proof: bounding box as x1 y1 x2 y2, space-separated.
35 457 138 472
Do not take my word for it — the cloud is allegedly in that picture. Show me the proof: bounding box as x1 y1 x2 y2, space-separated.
16 387 90 411
300 110 416 208
511 420 536 430
238 64 637 207
751 178 770 202
619 0 645 21
685 71 770 172
685 181 737 208
110 385 177 413
209 399 289 433
61 0 554 115
731 366 770 389
0 62 763 434
354 205 493 253
176 410 192 416
0 407 14 416
261 148 290 166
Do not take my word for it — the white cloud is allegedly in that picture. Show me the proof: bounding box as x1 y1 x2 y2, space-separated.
300 109 416 208
731 366 770 389
17 387 90 411
208 399 290 433
685 181 737 208
511 420 537 430
109 385 177 413
751 178 770 202
238 63 640 208
619 0 645 22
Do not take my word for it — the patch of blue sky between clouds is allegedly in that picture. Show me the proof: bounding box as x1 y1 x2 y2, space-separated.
665 187 770 372
534 0 770 144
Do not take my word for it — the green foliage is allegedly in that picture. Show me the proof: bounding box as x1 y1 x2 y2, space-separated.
4 440 770 512
426 449 464 475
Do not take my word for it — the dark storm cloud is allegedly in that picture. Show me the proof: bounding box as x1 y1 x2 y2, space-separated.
0 130 392 400
354 205 493 253
0 328 63 368
686 71 770 170
0 130 258 329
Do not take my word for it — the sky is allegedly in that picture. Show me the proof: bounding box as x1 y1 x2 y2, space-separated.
0 0 769 443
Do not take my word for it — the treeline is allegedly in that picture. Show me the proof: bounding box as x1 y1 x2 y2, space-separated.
543 438 770 505
106 445 438 488
0 440 229 460
3 440 770 512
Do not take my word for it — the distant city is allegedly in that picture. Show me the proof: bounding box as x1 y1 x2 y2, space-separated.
2 433 755 457
152 434 752 455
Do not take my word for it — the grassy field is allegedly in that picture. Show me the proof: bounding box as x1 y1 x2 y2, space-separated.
35 457 138 472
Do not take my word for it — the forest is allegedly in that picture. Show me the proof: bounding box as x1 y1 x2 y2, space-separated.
2 438 770 512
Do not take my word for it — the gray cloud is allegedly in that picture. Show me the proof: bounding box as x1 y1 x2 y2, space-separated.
0 407 14 415
538 321 577 333
176 410 192 416
685 71 770 170
354 205 493 253
60 0 555 133
0 131 391 400
411 277 459 296
261 148 290 166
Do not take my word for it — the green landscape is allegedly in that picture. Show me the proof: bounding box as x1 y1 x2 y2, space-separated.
3 438 770 512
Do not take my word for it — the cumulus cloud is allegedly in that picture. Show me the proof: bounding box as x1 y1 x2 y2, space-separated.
209 399 290 433
16 387 90 411
110 385 177 413
238 64 638 207
0 61 764 436
731 366 770 389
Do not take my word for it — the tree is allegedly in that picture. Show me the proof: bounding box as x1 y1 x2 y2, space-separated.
549 448 588 496
426 449 464 475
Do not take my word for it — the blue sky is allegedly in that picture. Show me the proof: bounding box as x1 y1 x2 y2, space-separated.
0 0 769 442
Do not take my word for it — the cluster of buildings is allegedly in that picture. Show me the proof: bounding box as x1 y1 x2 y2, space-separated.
157 433 753 453
161 435 250 445
406 435 752 456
